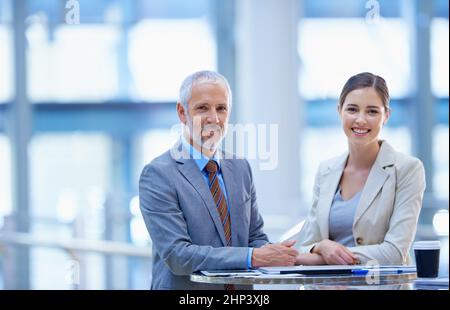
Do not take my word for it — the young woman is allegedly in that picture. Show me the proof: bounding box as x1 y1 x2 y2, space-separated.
297 72 426 265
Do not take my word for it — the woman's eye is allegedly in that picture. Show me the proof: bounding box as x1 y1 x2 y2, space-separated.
346 107 357 112
368 110 379 114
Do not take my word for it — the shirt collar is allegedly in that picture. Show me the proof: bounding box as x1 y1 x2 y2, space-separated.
181 136 221 172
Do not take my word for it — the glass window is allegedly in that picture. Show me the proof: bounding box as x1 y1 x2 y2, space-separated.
30 247 106 289
27 23 121 102
434 125 449 201
128 19 216 101
134 129 179 181
431 18 449 98
303 0 400 18
0 134 12 223
30 133 111 224
298 18 409 100
25 0 217 103
431 18 449 201
29 133 111 289
0 25 12 103
137 0 211 19
300 127 347 205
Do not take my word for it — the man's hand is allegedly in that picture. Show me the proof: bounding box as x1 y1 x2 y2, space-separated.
312 239 358 265
295 253 325 265
251 240 299 267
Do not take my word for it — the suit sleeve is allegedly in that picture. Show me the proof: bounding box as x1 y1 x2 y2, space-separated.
139 163 249 276
347 159 426 265
245 159 270 248
297 165 323 253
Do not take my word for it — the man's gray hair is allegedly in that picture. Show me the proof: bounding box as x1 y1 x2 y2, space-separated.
178 70 232 109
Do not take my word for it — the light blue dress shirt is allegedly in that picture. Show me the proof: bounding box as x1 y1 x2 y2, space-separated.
181 137 254 268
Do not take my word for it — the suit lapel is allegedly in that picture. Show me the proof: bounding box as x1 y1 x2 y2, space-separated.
317 155 347 240
174 142 228 246
353 165 388 225
353 141 394 226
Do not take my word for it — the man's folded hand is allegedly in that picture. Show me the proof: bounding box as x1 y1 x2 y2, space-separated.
251 240 299 267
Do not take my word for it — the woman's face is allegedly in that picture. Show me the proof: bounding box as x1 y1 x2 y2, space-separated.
339 87 390 147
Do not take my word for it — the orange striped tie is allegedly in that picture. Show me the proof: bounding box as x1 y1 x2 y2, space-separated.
205 160 235 291
205 160 232 246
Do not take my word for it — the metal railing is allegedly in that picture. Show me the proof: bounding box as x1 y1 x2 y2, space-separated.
0 232 151 258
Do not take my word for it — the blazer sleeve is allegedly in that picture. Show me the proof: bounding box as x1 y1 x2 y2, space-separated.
245 159 270 248
139 163 249 276
347 159 426 265
297 164 323 253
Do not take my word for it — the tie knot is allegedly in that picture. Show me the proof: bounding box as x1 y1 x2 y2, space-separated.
205 160 218 173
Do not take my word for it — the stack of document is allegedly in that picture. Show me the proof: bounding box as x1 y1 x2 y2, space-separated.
199 266 418 277
200 269 262 277
258 265 416 275
259 265 362 275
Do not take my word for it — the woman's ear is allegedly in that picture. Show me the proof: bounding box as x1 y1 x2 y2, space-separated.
337 104 343 119
383 107 391 125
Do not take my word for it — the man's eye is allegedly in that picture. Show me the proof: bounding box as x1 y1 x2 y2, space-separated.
197 106 207 111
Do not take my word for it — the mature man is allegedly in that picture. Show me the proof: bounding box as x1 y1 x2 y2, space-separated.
139 70 301 290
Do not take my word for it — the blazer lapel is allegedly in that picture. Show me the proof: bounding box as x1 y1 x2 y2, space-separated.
317 154 347 240
173 142 228 246
353 141 394 226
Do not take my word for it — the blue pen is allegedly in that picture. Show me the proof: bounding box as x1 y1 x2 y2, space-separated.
352 268 406 275
351 269 369 275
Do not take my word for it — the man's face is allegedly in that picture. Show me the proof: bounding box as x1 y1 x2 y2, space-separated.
178 81 230 153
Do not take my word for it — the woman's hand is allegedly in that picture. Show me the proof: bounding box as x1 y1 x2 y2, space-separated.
312 239 358 265
295 253 326 265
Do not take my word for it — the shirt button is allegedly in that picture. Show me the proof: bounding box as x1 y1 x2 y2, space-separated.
356 237 363 245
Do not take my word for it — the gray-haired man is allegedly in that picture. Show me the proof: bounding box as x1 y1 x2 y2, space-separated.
139 70 320 290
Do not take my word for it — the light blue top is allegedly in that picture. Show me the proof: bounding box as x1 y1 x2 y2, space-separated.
328 187 362 247
181 136 253 268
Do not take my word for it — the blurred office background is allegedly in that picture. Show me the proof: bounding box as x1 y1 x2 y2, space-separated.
0 0 448 289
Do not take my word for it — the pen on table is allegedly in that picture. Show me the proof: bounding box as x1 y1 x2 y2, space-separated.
351 268 407 275
351 269 369 275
